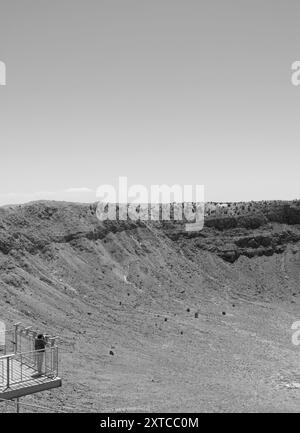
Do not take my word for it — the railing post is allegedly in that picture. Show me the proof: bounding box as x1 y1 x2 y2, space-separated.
56 347 59 377
31 332 37 366
20 353 23 382
13 323 21 354
24 327 32 354
49 337 56 376
6 356 10 389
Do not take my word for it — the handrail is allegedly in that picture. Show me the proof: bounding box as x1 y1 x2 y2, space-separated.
0 347 48 360
0 327 14 334
0 346 59 390
0 354 13 360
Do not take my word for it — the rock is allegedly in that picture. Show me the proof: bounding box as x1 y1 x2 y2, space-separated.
248 238 259 248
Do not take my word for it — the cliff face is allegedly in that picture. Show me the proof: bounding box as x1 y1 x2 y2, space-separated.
0 200 300 269
0 200 300 412
204 201 300 262
0 199 299 332
164 200 300 262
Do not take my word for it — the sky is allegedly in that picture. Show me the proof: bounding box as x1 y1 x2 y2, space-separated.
0 0 299 205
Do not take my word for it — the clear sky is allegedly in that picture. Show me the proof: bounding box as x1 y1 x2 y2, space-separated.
0 0 299 205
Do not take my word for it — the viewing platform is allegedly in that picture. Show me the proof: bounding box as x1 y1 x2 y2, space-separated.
0 324 62 401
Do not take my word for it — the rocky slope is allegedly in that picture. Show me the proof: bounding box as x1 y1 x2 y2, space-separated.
0 200 300 412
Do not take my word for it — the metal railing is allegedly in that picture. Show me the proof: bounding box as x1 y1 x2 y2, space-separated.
0 346 59 390
0 323 58 356
0 327 16 355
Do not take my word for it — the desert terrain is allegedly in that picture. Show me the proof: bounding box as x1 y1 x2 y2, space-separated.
1 200 300 412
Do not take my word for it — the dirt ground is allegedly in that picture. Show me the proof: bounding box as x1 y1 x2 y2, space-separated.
1 201 300 412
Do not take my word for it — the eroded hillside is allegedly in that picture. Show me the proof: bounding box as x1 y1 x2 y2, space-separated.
1 200 300 412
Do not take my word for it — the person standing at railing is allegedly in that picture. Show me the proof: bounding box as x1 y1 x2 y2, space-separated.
34 334 46 375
